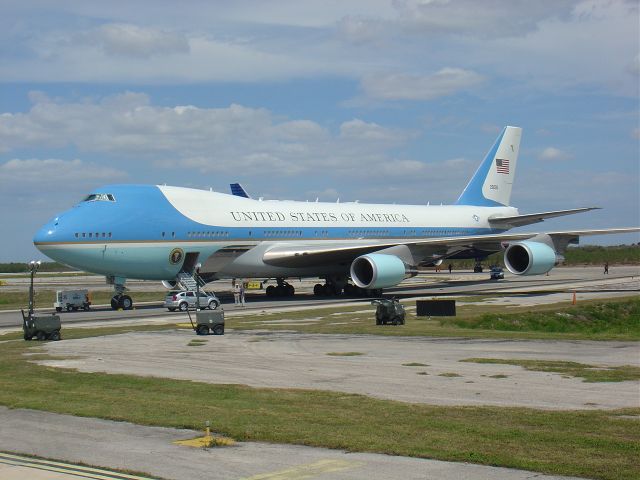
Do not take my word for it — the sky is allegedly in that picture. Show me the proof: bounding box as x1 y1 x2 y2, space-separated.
0 0 638 262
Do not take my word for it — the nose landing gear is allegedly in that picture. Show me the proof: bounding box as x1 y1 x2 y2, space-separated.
110 294 133 310
108 277 133 310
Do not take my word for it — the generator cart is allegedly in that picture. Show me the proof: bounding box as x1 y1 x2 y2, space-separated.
22 310 61 341
371 298 406 325
194 310 225 336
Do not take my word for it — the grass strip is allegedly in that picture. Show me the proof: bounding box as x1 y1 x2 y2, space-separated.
0 290 168 311
0 331 638 480
441 298 640 337
461 358 640 383
230 297 640 341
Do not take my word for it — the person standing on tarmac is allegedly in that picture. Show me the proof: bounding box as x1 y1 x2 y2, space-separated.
604 262 609 274
233 280 241 305
240 280 246 307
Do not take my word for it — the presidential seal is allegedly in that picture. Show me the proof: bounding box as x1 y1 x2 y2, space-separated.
169 248 184 265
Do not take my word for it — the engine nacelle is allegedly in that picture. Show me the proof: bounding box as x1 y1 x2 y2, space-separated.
504 241 559 276
350 253 407 289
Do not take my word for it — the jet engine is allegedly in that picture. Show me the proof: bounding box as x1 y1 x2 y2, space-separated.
504 240 560 276
350 253 407 289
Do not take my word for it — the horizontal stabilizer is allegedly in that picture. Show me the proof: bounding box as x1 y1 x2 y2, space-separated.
488 207 599 228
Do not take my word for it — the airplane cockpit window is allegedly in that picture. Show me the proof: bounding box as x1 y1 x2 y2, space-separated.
82 193 116 202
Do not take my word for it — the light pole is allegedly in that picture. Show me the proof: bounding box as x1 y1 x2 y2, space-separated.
28 260 41 317
195 263 202 312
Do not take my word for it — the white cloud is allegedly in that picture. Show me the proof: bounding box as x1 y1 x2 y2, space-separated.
0 92 414 177
0 158 126 190
361 68 484 101
538 147 573 161
91 23 190 58
392 0 576 38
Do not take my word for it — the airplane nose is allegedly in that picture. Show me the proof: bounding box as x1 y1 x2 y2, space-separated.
33 219 58 247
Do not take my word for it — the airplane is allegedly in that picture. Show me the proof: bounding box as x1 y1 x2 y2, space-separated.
33 126 638 310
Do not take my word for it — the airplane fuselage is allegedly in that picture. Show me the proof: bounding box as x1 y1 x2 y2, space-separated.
34 184 515 280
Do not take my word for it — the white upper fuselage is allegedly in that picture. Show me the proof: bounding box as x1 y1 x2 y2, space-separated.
33 184 517 280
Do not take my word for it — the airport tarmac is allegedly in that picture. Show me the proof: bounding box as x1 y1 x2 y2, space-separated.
0 407 584 480
1 266 638 479
39 330 639 410
1 266 638 330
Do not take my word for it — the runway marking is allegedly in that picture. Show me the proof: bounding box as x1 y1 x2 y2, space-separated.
0 452 156 479
173 435 236 447
239 459 362 480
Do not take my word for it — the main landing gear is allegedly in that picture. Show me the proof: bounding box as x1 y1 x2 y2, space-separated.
313 277 382 298
473 259 484 273
265 278 295 298
109 279 133 310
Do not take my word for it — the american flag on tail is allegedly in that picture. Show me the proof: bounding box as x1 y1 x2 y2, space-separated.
496 158 510 174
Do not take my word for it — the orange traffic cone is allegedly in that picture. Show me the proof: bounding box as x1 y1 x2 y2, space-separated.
572 291 577 305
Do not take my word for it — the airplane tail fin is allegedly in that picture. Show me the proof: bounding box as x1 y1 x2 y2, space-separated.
455 126 522 207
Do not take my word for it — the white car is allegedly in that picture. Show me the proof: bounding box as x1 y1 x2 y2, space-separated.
163 291 220 312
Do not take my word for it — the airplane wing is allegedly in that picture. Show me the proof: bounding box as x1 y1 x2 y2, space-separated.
262 228 640 268
488 207 599 229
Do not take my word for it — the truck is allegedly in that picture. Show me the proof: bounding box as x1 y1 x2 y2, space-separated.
54 289 91 312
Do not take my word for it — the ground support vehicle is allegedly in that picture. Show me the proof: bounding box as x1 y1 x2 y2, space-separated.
194 310 225 335
164 290 220 312
371 298 406 325
21 310 61 341
490 266 505 280
54 289 91 312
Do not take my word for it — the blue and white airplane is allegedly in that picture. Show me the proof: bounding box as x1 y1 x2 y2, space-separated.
34 126 638 309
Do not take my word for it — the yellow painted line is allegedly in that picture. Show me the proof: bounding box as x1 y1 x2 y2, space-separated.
239 459 362 480
175 323 195 328
173 435 235 448
0 452 156 480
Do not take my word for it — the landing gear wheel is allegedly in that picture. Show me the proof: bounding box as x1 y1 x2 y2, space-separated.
111 297 120 310
196 325 209 335
36 331 46 341
179 302 188 312
120 295 133 310
212 324 224 335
